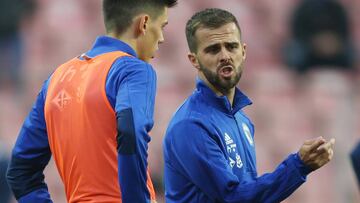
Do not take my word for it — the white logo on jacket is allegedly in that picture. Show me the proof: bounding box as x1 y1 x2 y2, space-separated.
242 123 253 146
224 132 242 169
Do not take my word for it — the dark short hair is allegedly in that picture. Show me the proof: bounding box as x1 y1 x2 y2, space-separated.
186 8 241 53
103 0 177 35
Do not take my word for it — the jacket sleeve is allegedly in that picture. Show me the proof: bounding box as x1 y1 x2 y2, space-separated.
350 141 360 187
114 60 156 203
6 79 53 203
168 119 311 203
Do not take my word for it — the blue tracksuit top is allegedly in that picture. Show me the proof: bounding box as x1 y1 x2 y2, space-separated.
163 79 311 203
6 36 156 203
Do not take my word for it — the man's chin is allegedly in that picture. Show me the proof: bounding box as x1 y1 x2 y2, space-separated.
219 78 239 90
140 56 153 62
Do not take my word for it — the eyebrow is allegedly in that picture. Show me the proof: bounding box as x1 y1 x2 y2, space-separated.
226 42 240 47
205 41 239 48
205 43 219 48
204 43 220 52
225 41 240 45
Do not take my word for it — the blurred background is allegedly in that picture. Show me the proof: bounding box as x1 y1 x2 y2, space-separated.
1 0 360 202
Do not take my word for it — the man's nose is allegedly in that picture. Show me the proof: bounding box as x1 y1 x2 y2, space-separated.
219 49 231 63
158 33 164 44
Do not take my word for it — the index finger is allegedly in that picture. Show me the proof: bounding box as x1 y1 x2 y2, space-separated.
317 138 335 151
308 138 326 152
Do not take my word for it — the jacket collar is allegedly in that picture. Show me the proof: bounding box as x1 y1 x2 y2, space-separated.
83 35 137 58
195 78 252 115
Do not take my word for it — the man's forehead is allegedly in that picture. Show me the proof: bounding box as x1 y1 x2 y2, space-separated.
149 7 168 24
157 7 168 22
195 23 240 46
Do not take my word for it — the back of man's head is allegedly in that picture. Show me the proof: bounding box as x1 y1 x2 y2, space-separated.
185 8 241 53
103 0 177 36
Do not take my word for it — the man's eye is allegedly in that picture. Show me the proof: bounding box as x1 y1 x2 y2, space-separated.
227 43 239 50
205 46 219 54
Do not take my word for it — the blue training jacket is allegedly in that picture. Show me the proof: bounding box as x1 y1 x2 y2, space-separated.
6 36 156 203
163 79 311 203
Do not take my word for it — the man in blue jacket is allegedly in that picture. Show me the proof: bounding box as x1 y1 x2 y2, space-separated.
6 0 177 202
163 8 335 203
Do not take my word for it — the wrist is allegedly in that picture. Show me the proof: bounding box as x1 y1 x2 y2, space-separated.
294 152 313 175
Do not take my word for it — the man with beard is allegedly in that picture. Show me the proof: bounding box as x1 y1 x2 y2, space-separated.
163 8 335 203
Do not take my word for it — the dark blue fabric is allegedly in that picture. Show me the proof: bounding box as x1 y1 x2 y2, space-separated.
350 141 360 188
117 108 137 154
7 36 155 202
163 79 309 202
0 155 11 203
6 156 50 199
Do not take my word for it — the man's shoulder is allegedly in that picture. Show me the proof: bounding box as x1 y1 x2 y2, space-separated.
168 98 213 132
105 55 155 95
109 56 155 78
175 93 210 117
117 55 151 67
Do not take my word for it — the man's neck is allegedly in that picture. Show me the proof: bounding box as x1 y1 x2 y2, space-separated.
220 88 235 107
201 77 236 107
107 33 137 55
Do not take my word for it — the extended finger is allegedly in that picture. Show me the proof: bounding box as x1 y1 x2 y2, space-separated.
308 137 326 152
304 136 324 145
328 148 334 160
309 146 333 160
317 139 335 152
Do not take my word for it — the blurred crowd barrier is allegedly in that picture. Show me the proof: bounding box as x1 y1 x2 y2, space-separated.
0 0 359 202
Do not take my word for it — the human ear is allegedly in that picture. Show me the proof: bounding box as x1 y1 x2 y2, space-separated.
187 53 200 70
242 43 247 60
137 15 149 36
